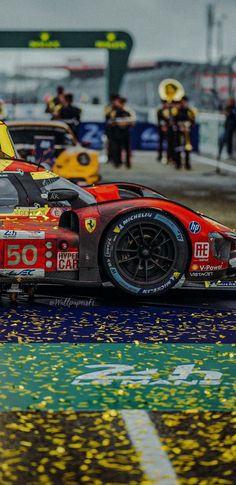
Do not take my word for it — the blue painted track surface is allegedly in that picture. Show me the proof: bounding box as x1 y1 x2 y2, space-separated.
0 300 235 343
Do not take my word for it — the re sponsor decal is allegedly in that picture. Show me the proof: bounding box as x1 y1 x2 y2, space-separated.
48 192 60 200
12 207 50 217
109 263 180 295
31 171 57 180
0 268 44 277
113 225 121 233
51 207 64 218
173 272 181 279
189 271 214 278
28 32 61 49
0 230 45 240
57 251 79 271
191 263 224 272
194 242 210 259
95 32 127 50
189 221 201 234
85 218 97 233
200 264 223 271
2 230 17 238
104 237 113 257
123 212 153 226
206 280 236 288
141 273 177 295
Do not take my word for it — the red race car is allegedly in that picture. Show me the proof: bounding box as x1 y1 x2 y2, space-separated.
0 156 236 297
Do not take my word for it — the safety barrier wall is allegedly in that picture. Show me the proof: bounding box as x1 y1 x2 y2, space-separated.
79 117 236 157
5 103 236 157
78 122 199 152
5 102 199 152
198 112 236 158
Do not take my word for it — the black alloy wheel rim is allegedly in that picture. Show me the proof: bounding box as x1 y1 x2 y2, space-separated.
114 222 177 286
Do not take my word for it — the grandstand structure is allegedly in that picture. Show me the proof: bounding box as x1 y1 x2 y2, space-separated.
76 60 235 110
1 59 235 112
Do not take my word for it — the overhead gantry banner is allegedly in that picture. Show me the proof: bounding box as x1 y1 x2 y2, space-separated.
0 30 134 99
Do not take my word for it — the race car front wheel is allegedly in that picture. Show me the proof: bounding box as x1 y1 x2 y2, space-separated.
101 209 189 296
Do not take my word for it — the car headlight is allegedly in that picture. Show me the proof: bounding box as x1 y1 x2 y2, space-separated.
77 152 90 166
224 231 236 240
209 232 231 261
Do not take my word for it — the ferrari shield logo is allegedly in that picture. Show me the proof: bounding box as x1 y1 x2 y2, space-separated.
85 218 97 233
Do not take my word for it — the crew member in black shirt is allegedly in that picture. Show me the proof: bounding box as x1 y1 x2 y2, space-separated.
177 96 196 169
59 93 81 138
109 97 135 168
104 94 120 162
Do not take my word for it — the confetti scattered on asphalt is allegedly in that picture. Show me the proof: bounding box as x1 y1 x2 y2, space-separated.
0 303 235 343
151 411 236 485
0 411 145 485
0 411 235 485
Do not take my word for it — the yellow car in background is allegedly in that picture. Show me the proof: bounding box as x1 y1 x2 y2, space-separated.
7 120 100 186
0 121 17 159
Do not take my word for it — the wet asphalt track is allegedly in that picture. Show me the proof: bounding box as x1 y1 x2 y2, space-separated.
0 287 235 484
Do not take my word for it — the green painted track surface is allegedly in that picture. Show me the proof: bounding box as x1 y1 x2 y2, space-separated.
0 343 235 412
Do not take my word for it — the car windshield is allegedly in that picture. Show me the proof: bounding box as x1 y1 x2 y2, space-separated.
0 176 19 206
36 175 97 206
9 127 75 147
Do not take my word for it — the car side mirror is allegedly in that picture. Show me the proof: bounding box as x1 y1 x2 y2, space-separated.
47 188 79 202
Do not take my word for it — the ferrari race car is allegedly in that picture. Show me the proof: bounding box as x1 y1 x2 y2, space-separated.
7 120 100 186
0 143 236 296
0 120 236 297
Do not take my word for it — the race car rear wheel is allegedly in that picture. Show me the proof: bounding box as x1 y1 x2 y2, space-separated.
102 210 189 296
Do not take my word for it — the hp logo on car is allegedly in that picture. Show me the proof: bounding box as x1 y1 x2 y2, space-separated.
189 221 201 234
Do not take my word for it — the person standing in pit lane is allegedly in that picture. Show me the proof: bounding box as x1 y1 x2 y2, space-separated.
59 93 82 138
167 100 181 169
119 97 136 169
108 96 136 168
45 85 66 120
218 98 236 160
177 96 196 170
156 99 172 163
104 94 120 163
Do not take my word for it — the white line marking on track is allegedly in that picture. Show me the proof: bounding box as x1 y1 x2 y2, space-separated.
121 410 178 484
195 154 236 174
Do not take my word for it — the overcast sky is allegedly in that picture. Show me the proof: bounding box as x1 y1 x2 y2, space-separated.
0 0 235 71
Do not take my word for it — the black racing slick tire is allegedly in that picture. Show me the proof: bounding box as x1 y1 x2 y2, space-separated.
102 209 189 297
